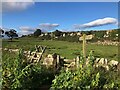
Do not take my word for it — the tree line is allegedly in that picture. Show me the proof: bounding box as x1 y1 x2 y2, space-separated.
1 28 119 42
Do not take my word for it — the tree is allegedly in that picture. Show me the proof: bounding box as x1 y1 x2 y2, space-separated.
34 29 41 37
53 30 62 37
109 30 118 41
5 29 18 41
0 28 4 37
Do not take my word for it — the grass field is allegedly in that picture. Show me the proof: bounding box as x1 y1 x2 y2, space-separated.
2 37 120 89
2 37 119 61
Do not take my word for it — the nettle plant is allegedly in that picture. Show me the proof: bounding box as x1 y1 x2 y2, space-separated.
50 51 118 90
2 49 55 89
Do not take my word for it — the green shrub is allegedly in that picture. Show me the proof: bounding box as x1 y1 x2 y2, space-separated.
2 49 55 90
50 51 119 90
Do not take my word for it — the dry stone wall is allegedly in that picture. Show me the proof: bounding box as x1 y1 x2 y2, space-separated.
3 46 120 71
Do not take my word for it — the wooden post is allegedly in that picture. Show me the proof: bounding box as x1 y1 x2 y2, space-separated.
57 55 60 64
76 56 80 68
83 34 86 60
37 46 46 63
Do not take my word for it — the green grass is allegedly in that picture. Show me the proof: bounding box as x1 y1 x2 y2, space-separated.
2 37 119 61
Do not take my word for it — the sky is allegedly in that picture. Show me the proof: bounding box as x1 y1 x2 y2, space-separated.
1 1 118 35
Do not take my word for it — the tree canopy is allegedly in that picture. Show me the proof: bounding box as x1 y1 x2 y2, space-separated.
53 30 62 37
0 28 4 37
5 29 18 41
34 29 42 37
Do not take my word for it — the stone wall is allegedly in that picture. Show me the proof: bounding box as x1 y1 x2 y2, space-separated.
3 47 120 71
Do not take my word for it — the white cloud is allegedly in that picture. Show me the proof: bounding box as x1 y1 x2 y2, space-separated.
2 0 34 12
19 26 35 35
74 17 118 29
1 27 14 32
39 23 59 32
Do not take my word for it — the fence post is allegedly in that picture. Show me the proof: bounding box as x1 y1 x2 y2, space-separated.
83 34 86 60
76 56 80 68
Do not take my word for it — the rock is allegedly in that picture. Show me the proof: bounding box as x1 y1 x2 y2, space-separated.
8 49 19 52
102 65 109 71
99 58 104 65
104 59 108 65
43 58 54 66
4 48 8 51
108 60 118 66
47 54 53 58
117 63 120 71
95 58 100 63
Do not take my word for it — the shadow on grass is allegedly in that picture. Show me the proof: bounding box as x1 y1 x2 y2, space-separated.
7 40 19 42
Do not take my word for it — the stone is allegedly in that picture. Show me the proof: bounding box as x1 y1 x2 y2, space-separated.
99 58 104 65
108 60 118 66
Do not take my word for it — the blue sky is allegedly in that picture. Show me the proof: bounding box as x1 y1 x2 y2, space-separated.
2 2 118 35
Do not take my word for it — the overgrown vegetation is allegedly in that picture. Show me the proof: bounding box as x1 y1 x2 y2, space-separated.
2 49 120 89
2 50 55 89
51 52 120 90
